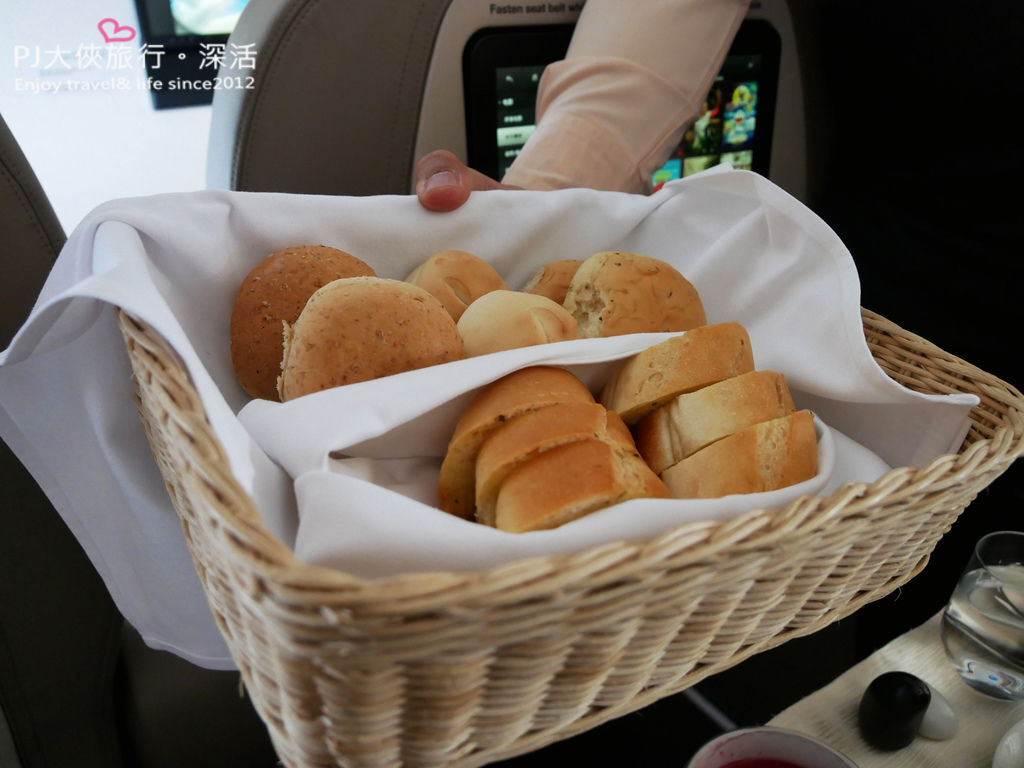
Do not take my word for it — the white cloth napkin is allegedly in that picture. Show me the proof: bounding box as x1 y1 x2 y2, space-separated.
770 612 1024 767
0 167 978 669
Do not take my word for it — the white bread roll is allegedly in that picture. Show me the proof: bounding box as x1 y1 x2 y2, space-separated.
493 437 670 533
600 322 755 425
405 249 507 321
660 410 818 499
474 401 630 526
563 251 706 338
635 370 796 473
230 245 375 400
277 277 462 401
437 366 595 519
520 259 583 304
457 290 579 357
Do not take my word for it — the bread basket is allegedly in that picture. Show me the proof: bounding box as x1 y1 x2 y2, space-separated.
117 305 1024 768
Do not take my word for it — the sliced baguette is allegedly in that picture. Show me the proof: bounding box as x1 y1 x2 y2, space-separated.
437 366 594 519
493 437 670 533
475 402 632 526
660 410 818 499
635 370 796 473
600 322 754 424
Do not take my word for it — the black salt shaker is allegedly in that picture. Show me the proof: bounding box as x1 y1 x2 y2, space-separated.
858 671 932 751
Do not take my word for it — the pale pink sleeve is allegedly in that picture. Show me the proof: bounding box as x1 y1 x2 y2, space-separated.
502 0 750 194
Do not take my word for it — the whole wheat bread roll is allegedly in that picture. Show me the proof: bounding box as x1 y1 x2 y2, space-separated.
405 249 507 321
437 366 595 519
521 259 583 304
277 277 462 401
563 251 706 338
635 370 796 473
230 245 375 400
493 437 670 533
660 410 818 499
457 290 579 357
474 401 631 526
600 322 755 424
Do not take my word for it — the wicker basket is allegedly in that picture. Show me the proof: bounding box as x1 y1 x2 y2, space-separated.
117 306 1024 768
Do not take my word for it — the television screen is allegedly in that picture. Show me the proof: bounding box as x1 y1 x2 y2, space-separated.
465 20 781 187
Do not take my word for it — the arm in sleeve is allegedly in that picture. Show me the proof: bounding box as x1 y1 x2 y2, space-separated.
502 0 750 193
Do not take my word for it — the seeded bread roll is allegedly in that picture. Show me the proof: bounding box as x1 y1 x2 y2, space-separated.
563 251 706 338
230 245 375 400
474 401 630 526
405 249 508 321
635 370 797 473
660 410 818 499
493 436 671 533
521 259 583 304
437 366 595 519
277 277 462 401
600 322 755 425
457 290 579 357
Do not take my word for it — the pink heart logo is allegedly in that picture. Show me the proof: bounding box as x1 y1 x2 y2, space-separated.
97 18 137 43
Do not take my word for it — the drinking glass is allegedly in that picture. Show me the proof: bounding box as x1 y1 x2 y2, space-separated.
941 530 1024 700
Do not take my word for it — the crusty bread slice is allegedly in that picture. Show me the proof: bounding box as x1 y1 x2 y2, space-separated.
474 402 633 526
493 437 671 533
600 322 754 424
660 410 818 499
437 366 595 519
635 370 796 473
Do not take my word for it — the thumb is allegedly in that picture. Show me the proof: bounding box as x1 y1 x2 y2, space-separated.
415 150 518 212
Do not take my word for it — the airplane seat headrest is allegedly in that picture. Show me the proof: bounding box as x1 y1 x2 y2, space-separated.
207 0 453 196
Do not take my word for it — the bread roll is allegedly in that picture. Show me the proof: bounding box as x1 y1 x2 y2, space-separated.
660 410 818 499
457 290 579 357
600 322 754 424
635 370 796 473
521 259 583 304
493 436 670 533
405 249 507 321
230 245 375 400
474 401 630 526
438 366 595 519
563 251 706 338
277 277 462 401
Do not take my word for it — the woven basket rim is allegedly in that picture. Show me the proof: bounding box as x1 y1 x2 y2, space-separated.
117 306 1024 607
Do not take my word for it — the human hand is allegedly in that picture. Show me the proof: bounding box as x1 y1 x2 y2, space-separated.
415 149 519 212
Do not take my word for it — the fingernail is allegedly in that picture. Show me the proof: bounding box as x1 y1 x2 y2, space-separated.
424 170 459 191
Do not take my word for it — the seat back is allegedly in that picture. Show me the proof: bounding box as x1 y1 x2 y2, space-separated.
207 0 456 196
208 0 823 202
0 113 279 768
0 112 124 768
0 115 64 344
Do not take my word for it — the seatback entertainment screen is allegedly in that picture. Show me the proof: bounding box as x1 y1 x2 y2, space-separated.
465 19 781 187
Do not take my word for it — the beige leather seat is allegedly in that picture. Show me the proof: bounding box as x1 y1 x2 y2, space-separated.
206 0 456 196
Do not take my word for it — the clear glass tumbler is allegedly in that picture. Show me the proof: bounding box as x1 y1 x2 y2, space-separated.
941 530 1024 700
